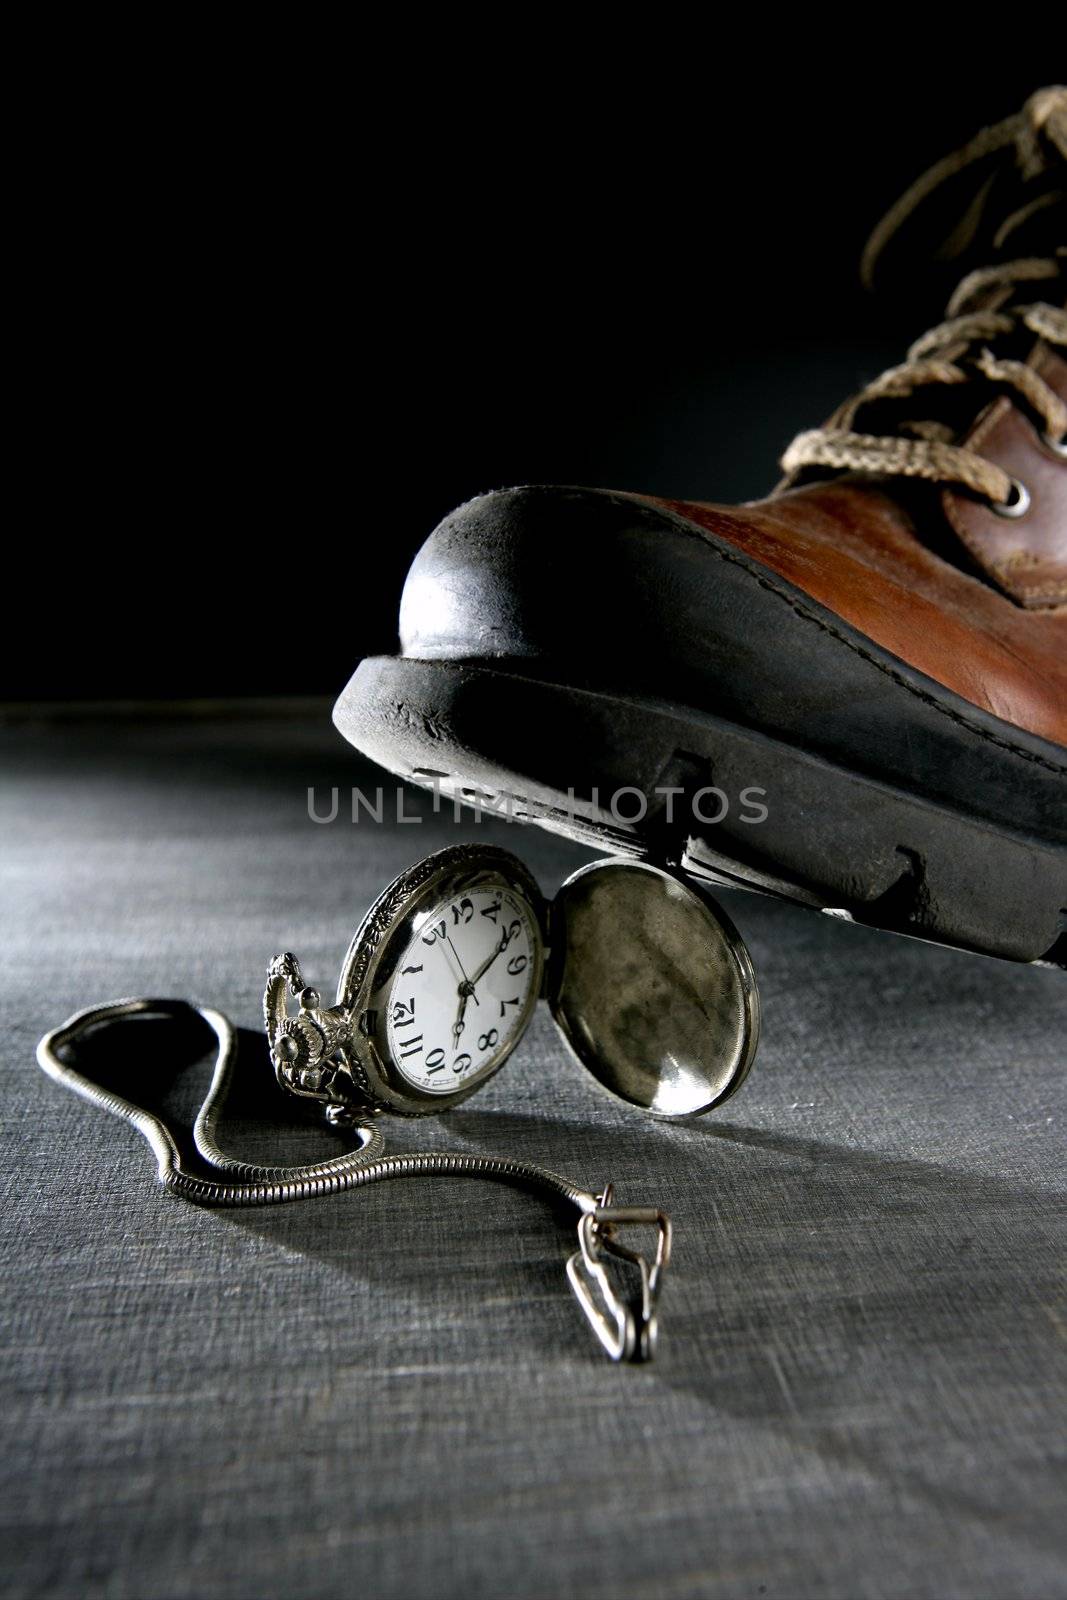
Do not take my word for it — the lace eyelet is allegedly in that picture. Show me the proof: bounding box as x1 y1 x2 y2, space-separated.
1042 431 1067 461
991 477 1031 519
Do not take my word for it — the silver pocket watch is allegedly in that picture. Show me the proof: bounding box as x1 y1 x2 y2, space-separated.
37 841 761 1363
265 842 761 1123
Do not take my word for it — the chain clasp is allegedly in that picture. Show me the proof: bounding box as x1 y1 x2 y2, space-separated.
566 1186 672 1362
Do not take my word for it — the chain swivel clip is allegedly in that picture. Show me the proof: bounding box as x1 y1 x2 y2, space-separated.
566 1184 672 1362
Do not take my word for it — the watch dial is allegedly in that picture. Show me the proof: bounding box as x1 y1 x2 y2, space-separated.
386 884 539 1093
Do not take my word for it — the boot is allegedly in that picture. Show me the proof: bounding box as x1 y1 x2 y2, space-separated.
336 90 1067 969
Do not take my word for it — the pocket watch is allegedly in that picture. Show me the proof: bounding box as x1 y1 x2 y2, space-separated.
265 843 760 1121
38 840 757 1364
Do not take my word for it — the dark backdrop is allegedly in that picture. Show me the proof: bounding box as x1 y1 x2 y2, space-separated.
14 63 1051 702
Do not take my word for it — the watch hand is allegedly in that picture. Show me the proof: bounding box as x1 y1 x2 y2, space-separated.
452 989 470 1044
445 934 479 1005
437 934 467 989
470 930 510 988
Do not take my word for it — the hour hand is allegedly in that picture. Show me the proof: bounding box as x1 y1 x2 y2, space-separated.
452 979 477 1043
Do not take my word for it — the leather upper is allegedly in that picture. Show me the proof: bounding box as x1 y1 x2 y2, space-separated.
943 344 1067 608
647 465 1067 750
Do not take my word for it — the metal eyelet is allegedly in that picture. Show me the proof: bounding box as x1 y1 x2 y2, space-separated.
991 477 1031 519
1042 431 1067 460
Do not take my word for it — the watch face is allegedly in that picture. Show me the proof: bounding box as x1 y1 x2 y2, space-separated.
386 884 539 1093
336 846 545 1114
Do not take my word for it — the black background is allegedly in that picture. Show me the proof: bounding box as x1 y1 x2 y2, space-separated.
15 57 1052 702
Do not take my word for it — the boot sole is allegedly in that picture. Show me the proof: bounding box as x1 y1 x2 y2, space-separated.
335 654 1067 969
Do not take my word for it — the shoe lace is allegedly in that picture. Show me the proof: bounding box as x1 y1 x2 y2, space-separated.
781 88 1067 515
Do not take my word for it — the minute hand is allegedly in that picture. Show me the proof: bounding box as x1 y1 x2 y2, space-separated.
470 931 511 987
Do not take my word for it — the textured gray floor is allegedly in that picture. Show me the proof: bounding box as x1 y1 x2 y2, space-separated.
2 711 1065 1600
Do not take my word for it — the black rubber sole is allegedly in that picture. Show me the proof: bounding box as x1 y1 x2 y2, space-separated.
336 654 1067 968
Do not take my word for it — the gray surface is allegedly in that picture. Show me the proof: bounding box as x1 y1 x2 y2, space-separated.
1 711 1065 1600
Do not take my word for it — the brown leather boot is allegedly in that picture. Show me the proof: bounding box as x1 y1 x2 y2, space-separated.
336 90 1067 968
